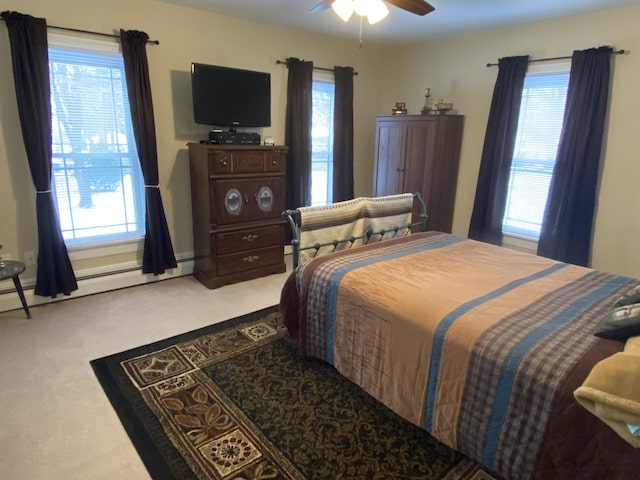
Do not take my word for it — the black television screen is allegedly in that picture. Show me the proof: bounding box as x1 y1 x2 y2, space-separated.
191 63 271 129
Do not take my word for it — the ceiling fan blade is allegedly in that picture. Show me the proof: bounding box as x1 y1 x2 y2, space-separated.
384 0 435 16
310 0 333 14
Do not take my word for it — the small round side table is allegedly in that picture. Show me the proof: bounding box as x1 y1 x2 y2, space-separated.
0 260 31 319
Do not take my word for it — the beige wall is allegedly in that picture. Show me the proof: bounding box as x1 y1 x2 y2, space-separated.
0 0 385 283
1 1 638 302
381 5 640 278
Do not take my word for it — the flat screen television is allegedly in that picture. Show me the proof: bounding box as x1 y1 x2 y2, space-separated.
191 63 271 129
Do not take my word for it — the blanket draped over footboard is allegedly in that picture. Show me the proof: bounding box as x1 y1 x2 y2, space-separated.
296 193 414 264
279 232 640 480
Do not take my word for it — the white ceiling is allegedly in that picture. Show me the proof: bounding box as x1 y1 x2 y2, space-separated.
158 0 640 44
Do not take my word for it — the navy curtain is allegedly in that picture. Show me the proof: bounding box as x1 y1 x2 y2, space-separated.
284 57 313 210
120 29 177 275
332 66 354 202
537 46 614 266
2 11 78 297
468 55 529 245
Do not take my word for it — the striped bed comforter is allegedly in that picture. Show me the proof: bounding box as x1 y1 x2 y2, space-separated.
279 232 640 480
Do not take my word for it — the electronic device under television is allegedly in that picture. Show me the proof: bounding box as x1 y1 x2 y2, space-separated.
191 63 271 137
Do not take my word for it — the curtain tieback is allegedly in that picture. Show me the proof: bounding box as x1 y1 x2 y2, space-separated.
145 184 160 188
36 190 52 194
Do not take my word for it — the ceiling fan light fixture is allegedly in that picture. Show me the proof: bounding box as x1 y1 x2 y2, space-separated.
332 0 354 22
366 0 389 24
352 0 370 16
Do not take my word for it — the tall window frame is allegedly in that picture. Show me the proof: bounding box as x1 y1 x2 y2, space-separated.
48 33 146 248
502 62 570 243
311 71 335 206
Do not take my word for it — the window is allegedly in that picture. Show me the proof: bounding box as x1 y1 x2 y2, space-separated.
502 63 570 239
311 74 335 206
48 34 145 246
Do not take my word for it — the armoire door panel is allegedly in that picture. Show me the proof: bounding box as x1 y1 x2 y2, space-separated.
373 120 404 196
403 121 438 198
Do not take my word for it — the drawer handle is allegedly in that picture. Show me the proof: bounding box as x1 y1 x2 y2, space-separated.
271 159 278 166
242 255 259 263
220 158 229 167
242 234 260 242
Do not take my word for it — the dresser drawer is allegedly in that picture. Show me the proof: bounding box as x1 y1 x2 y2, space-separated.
209 150 233 174
231 150 267 173
216 224 283 255
265 148 286 172
208 149 287 174
217 245 283 277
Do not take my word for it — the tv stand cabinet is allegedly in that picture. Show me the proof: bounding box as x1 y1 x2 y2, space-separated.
188 143 288 289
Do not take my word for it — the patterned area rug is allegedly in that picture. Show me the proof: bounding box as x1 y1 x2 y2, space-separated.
91 306 495 480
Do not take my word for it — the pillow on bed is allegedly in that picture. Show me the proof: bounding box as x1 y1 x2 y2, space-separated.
613 286 640 308
595 303 640 341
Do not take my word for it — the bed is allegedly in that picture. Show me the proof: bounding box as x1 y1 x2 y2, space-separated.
280 194 640 480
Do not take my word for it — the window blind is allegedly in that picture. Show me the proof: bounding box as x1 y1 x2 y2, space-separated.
503 69 570 238
48 41 145 244
311 79 335 206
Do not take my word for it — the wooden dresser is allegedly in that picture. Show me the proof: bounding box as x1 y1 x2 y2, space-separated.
373 115 463 233
188 143 288 289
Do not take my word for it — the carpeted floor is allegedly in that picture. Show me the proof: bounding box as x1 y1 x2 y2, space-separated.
91 305 494 480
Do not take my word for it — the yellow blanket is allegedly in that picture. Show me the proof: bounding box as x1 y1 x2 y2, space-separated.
574 336 640 447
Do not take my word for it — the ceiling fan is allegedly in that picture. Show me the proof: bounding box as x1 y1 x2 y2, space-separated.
311 0 435 24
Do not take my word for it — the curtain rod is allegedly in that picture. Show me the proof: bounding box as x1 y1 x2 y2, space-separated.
276 59 358 75
1 18 159 45
49 25 159 45
486 49 624 67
